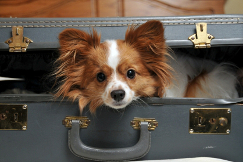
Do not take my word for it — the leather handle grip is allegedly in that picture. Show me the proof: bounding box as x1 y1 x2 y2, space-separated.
68 120 151 161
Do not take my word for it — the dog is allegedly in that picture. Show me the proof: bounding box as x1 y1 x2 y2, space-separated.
54 20 238 113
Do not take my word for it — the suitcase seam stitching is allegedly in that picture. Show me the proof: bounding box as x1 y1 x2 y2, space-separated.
0 18 241 27
0 22 240 28
0 17 239 23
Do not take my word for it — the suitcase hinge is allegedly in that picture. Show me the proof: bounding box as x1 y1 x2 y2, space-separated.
63 116 90 128
5 26 33 52
188 23 214 48
131 117 158 131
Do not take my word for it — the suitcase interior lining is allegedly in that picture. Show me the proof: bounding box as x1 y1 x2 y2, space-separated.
0 46 243 97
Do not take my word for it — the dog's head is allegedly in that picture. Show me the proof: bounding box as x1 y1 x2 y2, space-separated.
55 20 172 113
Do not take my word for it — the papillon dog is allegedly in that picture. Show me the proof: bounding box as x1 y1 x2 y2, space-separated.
54 20 238 113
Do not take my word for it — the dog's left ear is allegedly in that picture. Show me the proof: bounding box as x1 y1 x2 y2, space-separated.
125 20 165 50
125 20 172 97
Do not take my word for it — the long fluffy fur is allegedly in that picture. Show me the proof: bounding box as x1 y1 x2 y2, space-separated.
54 20 238 113
165 53 238 98
125 21 173 97
54 28 102 113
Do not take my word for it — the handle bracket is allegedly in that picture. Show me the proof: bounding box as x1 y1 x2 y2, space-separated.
131 117 158 131
62 116 90 128
64 116 157 161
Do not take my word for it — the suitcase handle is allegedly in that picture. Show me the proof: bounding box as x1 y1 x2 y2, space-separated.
68 120 151 161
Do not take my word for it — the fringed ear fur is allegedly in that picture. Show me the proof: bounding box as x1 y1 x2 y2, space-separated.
54 21 172 113
125 20 173 97
54 29 101 112
58 28 100 61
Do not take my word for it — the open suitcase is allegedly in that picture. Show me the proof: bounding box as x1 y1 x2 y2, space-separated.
0 15 243 162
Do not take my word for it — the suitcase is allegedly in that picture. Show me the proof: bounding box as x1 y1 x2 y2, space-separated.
0 15 243 162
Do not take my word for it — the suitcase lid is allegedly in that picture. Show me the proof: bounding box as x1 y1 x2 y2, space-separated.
0 14 243 51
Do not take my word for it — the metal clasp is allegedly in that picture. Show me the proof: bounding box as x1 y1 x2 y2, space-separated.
188 23 214 48
0 104 27 130
131 117 158 131
63 116 90 128
189 108 231 134
5 26 33 52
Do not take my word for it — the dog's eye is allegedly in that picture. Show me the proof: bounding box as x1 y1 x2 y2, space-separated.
97 72 106 82
127 69 135 79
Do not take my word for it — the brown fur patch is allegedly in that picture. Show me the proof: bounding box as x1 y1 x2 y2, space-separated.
55 20 172 113
116 40 160 97
124 20 173 97
54 28 111 113
185 71 208 97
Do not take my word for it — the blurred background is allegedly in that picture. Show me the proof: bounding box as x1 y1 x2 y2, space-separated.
0 0 242 18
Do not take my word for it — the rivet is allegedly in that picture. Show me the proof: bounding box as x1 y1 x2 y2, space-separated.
22 126 27 130
190 109 194 113
85 120 90 125
226 129 230 134
8 40 12 43
23 105 27 109
190 129 194 133
227 109 231 113
208 35 211 39
130 121 135 125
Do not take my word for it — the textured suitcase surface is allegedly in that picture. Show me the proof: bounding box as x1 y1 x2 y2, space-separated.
0 15 243 162
0 95 242 162
0 15 243 50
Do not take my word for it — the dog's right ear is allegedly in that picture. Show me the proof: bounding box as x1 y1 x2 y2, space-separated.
59 28 100 58
53 29 100 108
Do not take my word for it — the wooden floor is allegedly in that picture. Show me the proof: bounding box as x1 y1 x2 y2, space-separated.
0 0 225 18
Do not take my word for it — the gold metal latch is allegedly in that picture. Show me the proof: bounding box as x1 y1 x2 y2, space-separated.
5 26 33 52
188 23 214 48
0 104 27 130
131 117 158 131
63 116 90 128
189 108 231 134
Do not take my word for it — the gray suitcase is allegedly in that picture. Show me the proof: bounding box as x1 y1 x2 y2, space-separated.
0 15 243 162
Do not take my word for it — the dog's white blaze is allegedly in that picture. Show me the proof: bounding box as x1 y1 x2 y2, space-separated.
102 40 135 109
107 40 120 71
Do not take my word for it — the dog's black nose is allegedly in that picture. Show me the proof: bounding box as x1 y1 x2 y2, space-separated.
111 90 125 102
